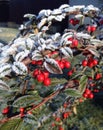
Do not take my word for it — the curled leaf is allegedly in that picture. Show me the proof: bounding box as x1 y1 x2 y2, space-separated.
12 62 28 75
60 47 73 57
44 57 63 74
0 63 12 78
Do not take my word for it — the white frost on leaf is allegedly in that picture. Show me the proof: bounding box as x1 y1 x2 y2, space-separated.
0 63 12 78
12 62 28 75
15 50 30 62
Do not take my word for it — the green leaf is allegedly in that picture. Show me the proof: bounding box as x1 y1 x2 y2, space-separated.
78 75 88 93
0 118 22 130
0 80 10 91
13 94 42 107
64 89 82 97
24 114 38 126
51 78 67 86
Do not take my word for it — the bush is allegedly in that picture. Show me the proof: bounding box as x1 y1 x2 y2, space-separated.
0 4 103 130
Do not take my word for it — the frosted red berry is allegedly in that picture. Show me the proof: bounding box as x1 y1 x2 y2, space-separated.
82 60 88 67
43 78 51 86
37 74 44 82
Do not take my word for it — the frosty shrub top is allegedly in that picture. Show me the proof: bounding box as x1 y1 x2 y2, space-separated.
0 4 103 130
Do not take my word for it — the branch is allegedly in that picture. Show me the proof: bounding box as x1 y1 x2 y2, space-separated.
0 87 60 124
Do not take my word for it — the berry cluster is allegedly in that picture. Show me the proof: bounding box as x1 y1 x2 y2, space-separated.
68 37 79 48
87 25 96 33
69 18 80 26
33 69 51 86
82 57 98 68
83 88 94 99
56 59 71 69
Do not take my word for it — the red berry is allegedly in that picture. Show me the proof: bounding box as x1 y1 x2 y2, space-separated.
69 19 75 25
95 73 102 80
72 39 78 47
69 19 79 26
82 60 88 67
33 69 40 77
58 126 64 130
63 112 69 119
55 117 61 122
87 62 94 68
63 103 68 108
83 93 88 98
42 71 49 78
58 61 65 69
85 89 91 95
51 122 56 127
93 59 98 66
36 60 43 65
2 107 9 115
79 98 83 103
87 25 92 32
91 26 96 32
64 61 71 68
52 51 58 55
20 107 24 113
31 60 36 65
88 93 94 99
43 78 51 86
37 74 44 82
90 83 95 87
67 70 73 76
68 37 73 41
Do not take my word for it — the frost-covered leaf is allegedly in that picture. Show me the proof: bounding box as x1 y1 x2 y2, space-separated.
52 9 62 15
62 32 73 40
6 47 17 55
55 15 64 21
73 5 85 9
46 44 56 51
47 16 56 21
86 5 98 11
12 62 28 75
78 75 88 93
37 18 47 29
38 9 51 19
41 26 49 31
25 38 34 50
59 4 70 10
38 38 46 46
76 32 91 39
24 13 36 20
0 80 10 91
75 14 83 19
10 37 26 48
0 56 10 64
90 39 103 47
66 7 76 13
87 47 100 57
0 42 4 47
44 57 62 74
51 33 61 41
0 63 11 78
15 50 29 62
32 50 43 61
64 88 81 97
60 47 73 57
